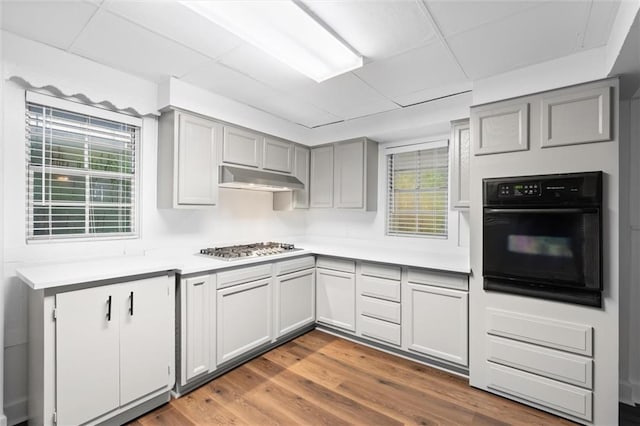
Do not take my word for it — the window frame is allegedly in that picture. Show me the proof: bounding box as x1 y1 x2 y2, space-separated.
385 139 450 239
25 92 142 243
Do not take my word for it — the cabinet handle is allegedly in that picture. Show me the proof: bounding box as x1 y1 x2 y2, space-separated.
106 296 112 321
129 291 134 316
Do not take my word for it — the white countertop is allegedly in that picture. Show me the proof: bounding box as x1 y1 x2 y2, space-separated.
17 256 178 290
16 240 470 290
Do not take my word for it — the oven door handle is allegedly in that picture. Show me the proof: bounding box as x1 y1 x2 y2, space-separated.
484 208 598 214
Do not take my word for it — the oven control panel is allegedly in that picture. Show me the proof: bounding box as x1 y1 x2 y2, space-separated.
498 182 540 197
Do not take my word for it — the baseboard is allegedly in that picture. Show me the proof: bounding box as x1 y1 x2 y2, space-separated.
4 397 26 426
620 379 640 406
621 380 635 405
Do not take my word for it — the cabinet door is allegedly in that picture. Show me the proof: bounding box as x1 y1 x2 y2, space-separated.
223 125 263 168
472 102 529 155
263 137 293 173
217 278 272 364
310 145 334 208
56 285 120 426
120 276 172 405
540 86 611 148
404 283 468 366
182 275 211 384
293 145 310 208
316 268 355 331
276 268 315 337
177 113 220 205
334 139 365 209
450 119 470 209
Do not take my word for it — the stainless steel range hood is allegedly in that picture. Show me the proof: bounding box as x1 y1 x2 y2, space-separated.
219 165 304 192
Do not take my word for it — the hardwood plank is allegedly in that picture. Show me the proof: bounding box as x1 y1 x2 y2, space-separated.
248 356 403 425
135 403 195 426
130 330 576 426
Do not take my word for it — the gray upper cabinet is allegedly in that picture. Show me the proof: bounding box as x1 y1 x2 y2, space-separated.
540 86 611 149
222 125 263 168
263 136 293 173
310 138 378 211
273 145 310 210
334 139 366 209
310 145 334 208
472 101 529 155
450 119 470 209
157 110 221 208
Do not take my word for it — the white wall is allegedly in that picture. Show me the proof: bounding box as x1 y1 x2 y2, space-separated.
0 3 6 426
620 97 640 405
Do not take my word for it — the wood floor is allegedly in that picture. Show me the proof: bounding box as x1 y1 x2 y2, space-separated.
130 330 575 425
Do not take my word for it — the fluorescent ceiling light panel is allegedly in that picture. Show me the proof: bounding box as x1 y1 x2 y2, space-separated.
180 0 363 82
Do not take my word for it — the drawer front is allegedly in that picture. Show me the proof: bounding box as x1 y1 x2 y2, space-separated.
361 262 401 281
275 256 315 276
217 263 273 289
407 268 468 291
487 336 593 389
487 309 593 356
360 296 400 324
360 316 401 346
487 363 592 421
360 275 400 302
316 256 355 273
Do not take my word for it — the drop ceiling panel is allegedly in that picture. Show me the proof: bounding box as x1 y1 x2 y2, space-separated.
181 60 283 105
1 1 98 50
251 95 342 128
446 1 591 80
218 44 315 92
354 41 468 103
426 1 541 38
582 1 621 49
103 0 242 60
70 10 210 82
293 73 398 119
301 0 436 60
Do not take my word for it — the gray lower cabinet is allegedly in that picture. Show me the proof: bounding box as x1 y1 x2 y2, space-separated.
157 110 221 208
30 274 175 426
217 277 273 364
310 145 334 208
180 274 215 385
403 271 469 366
275 267 315 337
316 267 356 332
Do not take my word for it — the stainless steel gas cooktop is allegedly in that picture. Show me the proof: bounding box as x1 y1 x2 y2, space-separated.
199 242 299 260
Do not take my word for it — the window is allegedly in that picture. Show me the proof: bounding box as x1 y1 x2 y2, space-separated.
386 141 449 237
26 94 140 241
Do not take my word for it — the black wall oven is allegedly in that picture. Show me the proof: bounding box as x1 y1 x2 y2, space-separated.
483 171 603 307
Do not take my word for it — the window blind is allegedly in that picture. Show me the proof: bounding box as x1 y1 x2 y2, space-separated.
386 143 449 237
26 101 138 240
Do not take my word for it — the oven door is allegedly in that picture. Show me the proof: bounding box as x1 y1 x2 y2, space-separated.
483 207 601 291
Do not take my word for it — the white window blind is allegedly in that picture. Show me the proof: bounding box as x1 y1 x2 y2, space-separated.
26 100 139 240
386 142 449 237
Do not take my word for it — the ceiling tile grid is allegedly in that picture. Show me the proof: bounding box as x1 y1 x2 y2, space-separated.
0 0 625 130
